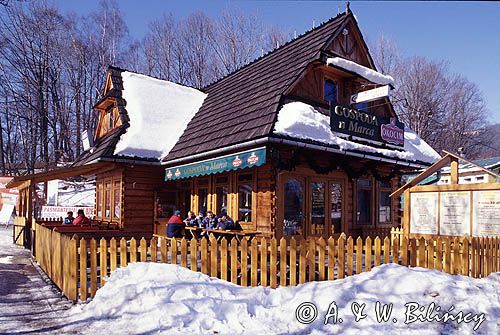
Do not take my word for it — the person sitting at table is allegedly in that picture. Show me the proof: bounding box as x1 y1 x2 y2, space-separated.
183 211 200 227
72 209 90 226
202 210 218 229
63 211 74 225
216 211 235 230
166 210 184 238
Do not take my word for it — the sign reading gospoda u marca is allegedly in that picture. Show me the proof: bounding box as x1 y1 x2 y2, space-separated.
330 105 405 147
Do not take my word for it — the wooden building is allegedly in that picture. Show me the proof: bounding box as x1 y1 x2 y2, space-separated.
8 8 440 241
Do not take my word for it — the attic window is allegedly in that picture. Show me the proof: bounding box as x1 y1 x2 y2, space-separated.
324 79 338 104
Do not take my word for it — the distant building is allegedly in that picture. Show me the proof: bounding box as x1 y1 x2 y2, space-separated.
438 157 500 184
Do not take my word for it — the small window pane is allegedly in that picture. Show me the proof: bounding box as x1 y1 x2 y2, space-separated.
198 188 208 213
324 79 338 104
105 182 111 218
357 179 372 225
96 182 103 217
330 182 342 234
358 178 371 188
216 186 228 214
379 190 391 224
284 179 304 236
238 184 252 222
113 181 120 219
311 182 326 235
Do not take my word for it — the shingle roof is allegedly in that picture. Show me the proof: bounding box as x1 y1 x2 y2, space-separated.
163 11 350 162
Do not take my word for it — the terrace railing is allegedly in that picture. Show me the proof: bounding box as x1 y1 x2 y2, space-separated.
33 223 499 302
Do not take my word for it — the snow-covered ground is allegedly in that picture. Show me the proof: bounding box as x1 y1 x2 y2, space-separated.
68 262 499 335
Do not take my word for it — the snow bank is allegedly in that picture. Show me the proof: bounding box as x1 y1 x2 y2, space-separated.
327 57 394 86
273 102 441 164
69 263 499 335
114 72 207 159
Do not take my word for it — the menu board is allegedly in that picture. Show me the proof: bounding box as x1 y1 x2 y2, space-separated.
410 192 438 235
472 190 500 237
439 191 470 236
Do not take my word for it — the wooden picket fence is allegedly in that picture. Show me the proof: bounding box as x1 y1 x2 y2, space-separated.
33 223 499 302
13 216 26 246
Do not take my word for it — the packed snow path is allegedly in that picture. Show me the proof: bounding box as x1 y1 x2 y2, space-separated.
0 226 78 334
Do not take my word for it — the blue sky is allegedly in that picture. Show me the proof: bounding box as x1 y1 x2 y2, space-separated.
54 1 500 123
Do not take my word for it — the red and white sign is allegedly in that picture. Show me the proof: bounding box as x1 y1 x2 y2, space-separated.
174 169 181 177
166 170 173 179
232 156 242 167
0 177 18 210
40 206 94 219
381 118 404 146
247 152 259 165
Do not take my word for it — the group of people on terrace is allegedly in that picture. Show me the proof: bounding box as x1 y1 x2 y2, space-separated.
166 209 236 238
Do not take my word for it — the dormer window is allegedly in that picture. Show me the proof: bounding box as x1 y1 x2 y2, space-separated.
324 79 338 104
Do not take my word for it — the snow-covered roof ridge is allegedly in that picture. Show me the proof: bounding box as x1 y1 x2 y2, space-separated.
113 71 207 160
273 101 441 165
326 57 395 86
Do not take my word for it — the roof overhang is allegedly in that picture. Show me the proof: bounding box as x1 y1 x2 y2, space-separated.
6 162 116 188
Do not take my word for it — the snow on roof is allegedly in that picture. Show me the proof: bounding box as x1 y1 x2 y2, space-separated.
68 262 499 334
113 72 207 159
327 57 395 86
273 102 441 164
440 156 500 174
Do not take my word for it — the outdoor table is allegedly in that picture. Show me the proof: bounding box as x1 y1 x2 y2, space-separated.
200 228 259 242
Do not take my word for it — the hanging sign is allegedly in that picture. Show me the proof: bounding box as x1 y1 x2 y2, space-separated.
330 105 404 147
165 147 266 181
350 85 390 104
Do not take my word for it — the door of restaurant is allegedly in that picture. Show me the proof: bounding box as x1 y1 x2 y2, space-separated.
282 174 345 238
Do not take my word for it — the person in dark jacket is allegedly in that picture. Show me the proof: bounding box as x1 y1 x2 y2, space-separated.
184 211 201 227
217 211 235 230
63 211 74 225
201 210 218 229
166 210 185 238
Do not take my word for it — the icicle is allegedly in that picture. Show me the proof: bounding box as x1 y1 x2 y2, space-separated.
261 49 264 57
294 30 297 39
312 19 316 29
276 41 280 49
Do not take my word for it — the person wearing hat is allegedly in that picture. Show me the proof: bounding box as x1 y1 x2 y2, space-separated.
217 210 235 230
166 210 185 238
72 209 90 226
184 210 202 227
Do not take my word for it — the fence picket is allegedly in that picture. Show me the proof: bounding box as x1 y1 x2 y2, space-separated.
270 238 277 288
100 238 107 285
383 237 390 264
139 238 147 262
374 237 381 267
427 239 434 270
120 238 127 267
90 238 97 298
250 238 258 286
462 237 469 276
171 239 178 265
392 235 399 265
151 237 158 263
435 237 443 272
279 238 287 286
201 238 208 275
317 237 326 281
365 237 372 271
356 237 363 274
346 236 353 276
68 237 78 302
327 237 335 280
129 238 137 263
220 238 228 281
299 239 307 284
79 238 87 301
401 237 408 266
453 237 460 275
261 238 268 286
210 236 218 278
160 238 167 263
241 238 248 286
289 238 297 286
180 238 188 268
308 238 316 282
338 234 345 279
190 237 198 272
444 237 451 273
230 238 238 285
110 238 117 273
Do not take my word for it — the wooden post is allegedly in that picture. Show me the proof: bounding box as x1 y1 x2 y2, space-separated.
279 238 287 286
450 156 459 184
241 238 248 286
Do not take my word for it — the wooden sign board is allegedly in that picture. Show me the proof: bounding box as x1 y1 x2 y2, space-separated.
472 190 500 237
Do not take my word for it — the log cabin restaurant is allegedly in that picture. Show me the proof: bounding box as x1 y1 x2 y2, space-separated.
8 8 440 242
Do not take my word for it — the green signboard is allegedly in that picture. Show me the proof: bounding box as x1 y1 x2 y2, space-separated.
165 147 266 181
